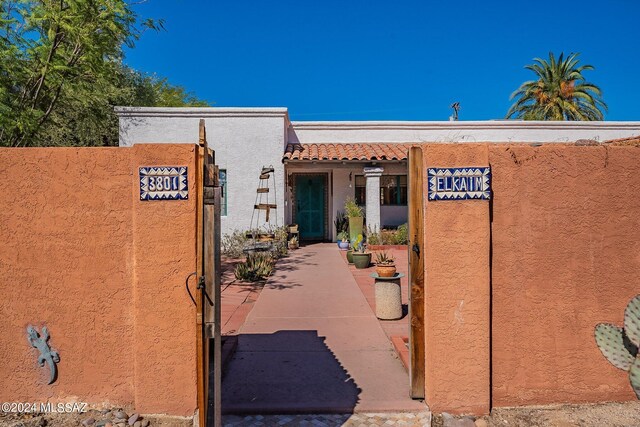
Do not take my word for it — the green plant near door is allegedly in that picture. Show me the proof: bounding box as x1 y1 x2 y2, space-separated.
344 197 364 243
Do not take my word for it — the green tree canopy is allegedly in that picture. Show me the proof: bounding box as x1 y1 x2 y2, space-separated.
506 52 607 121
0 0 208 147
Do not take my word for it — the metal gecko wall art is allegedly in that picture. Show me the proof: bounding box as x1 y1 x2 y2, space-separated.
27 325 60 384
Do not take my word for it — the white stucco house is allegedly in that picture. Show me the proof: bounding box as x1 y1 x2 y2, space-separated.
116 107 640 241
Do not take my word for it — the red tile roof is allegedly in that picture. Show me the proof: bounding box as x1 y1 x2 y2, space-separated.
283 143 413 162
604 136 640 146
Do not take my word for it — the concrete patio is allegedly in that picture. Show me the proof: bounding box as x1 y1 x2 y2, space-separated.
221 243 426 414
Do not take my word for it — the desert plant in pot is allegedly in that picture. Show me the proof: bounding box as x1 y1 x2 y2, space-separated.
334 210 348 241
374 251 396 277
288 236 299 250
337 231 349 250
344 197 364 243
351 234 371 269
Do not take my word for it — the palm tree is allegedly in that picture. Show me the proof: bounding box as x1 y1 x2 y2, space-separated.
506 52 607 121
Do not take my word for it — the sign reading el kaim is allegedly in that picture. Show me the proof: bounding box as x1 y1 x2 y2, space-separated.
140 166 188 201
428 167 491 201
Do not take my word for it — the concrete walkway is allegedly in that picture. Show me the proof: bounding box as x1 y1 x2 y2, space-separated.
222 243 427 414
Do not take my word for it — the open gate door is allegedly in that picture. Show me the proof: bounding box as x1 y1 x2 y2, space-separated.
408 146 426 399
195 119 222 426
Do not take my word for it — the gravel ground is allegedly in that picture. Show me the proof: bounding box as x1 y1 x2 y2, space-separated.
433 401 640 427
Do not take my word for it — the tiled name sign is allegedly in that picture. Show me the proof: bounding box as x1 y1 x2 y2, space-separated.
139 166 188 201
427 167 491 201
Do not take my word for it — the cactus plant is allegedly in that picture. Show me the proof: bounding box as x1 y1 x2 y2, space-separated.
594 295 640 398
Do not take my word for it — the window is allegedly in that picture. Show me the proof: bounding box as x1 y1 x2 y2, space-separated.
219 169 227 216
355 175 407 206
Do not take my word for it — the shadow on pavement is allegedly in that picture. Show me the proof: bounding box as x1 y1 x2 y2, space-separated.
221 330 361 414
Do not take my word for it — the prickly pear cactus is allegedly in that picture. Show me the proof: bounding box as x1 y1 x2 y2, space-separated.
595 324 636 370
594 294 640 399
624 295 640 348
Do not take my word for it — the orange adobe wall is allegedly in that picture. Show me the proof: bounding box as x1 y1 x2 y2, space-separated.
421 144 491 414
489 144 640 407
0 145 198 417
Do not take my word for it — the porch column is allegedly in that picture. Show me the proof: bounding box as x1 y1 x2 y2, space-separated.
363 166 383 233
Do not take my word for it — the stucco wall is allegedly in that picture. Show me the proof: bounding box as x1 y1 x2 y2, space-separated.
489 145 640 407
0 145 198 417
117 108 288 235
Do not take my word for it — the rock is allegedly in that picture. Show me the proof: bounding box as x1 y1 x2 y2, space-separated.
141 420 150 427
128 414 139 425
441 413 476 427
133 422 141 427
95 421 109 427
82 418 96 426
114 411 127 420
475 420 488 427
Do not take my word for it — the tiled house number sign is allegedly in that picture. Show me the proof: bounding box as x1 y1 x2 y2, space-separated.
139 166 188 200
427 167 491 201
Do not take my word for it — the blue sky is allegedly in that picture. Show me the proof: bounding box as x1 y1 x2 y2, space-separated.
125 0 640 121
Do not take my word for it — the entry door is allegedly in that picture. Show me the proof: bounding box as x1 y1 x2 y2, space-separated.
295 174 325 240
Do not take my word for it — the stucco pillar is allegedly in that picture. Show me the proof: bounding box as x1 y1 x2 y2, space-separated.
363 166 383 233
422 144 490 415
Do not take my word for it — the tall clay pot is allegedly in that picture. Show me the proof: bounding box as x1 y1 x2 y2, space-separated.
348 216 364 242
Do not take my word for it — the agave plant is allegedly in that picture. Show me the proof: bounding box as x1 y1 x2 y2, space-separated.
594 295 640 398
234 252 274 282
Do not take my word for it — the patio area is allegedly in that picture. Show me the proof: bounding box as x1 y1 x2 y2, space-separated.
220 243 426 415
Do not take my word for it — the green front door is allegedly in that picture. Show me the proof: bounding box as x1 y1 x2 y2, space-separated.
295 174 325 240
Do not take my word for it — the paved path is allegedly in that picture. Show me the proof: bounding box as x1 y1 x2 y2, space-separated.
222 243 427 414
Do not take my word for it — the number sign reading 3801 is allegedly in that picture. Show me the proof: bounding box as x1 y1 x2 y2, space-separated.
139 166 188 200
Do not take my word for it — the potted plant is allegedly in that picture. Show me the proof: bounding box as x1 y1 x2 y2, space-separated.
351 234 371 269
288 236 299 250
344 197 364 243
374 251 396 277
334 210 348 241
337 231 349 250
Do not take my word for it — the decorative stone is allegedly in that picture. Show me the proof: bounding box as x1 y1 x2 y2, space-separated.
128 414 139 425
141 420 150 427
114 411 127 420
82 418 96 426
474 419 488 427
133 422 142 427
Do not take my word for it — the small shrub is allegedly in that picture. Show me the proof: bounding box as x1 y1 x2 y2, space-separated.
222 229 249 258
234 252 274 282
394 223 408 245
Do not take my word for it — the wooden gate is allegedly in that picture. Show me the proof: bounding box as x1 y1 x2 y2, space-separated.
408 146 425 399
195 120 222 426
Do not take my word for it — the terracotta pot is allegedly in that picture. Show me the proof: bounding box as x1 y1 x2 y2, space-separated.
352 252 371 269
376 264 397 278
346 250 354 264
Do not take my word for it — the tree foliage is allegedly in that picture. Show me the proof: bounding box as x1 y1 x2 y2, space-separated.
506 52 607 121
0 1 208 147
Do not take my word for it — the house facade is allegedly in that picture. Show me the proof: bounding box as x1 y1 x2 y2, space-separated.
116 107 640 240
